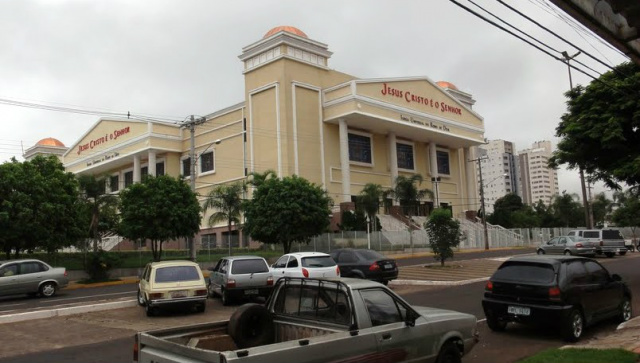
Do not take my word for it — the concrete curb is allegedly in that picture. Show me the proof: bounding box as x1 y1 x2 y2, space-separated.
391 277 489 286
0 299 138 325
65 278 140 290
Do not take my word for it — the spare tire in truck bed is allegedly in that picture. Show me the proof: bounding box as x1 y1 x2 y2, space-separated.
228 303 275 349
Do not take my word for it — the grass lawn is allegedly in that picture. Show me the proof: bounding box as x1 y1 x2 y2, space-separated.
518 348 638 363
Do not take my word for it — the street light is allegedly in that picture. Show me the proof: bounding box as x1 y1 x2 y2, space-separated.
479 173 508 250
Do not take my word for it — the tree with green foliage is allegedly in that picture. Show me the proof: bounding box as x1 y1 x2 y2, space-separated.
0 156 84 258
590 192 613 228
77 174 120 252
339 209 368 231
611 190 640 248
552 192 585 228
243 175 332 254
532 200 556 228
202 181 246 254
118 175 201 261
425 208 460 266
389 174 433 216
358 183 385 232
247 169 277 188
488 193 524 228
550 62 640 189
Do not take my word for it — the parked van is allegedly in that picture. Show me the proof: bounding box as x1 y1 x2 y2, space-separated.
567 229 626 257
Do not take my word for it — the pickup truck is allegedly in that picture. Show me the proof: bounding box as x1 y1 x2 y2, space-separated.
134 277 479 363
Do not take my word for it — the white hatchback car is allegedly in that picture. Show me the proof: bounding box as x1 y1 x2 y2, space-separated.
271 252 340 282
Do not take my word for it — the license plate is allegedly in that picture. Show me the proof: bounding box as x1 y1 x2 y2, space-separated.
171 290 187 298
384 264 393 269
244 289 258 295
507 306 531 316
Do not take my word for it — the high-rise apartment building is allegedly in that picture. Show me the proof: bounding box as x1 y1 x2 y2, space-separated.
517 140 559 205
476 140 518 213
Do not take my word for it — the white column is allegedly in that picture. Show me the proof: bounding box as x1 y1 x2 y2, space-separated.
338 119 351 203
388 133 399 206
133 154 141 183
429 142 438 177
464 147 476 206
148 151 156 176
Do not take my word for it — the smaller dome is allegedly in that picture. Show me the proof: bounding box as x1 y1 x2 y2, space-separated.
436 81 458 91
36 137 65 147
264 26 308 39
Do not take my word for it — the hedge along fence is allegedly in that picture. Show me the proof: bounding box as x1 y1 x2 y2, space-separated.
16 248 285 271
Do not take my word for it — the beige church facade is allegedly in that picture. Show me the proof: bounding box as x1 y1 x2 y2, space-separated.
54 26 485 249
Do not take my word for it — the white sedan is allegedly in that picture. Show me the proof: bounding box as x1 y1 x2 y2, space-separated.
271 252 340 281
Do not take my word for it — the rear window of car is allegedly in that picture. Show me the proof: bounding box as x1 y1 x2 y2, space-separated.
357 250 386 260
154 266 200 283
231 259 269 274
492 262 556 284
602 230 623 239
301 256 336 268
583 231 599 238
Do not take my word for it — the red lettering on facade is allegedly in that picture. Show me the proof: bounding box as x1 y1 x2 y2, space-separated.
76 126 132 155
380 83 462 116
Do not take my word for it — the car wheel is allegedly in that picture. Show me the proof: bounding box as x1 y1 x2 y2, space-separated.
39 282 57 298
486 312 507 332
145 303 157 317
207 283 217 298
537 249 545 255
618 297 632 323
564 250 572 256
435 341 461 363
619 251 627 256
137 289 146 306
228 304 275 349
561 309 584 342
221 289 232 306
605 252 615 258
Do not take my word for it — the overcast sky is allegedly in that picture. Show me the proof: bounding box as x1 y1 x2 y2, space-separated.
0 0 628 200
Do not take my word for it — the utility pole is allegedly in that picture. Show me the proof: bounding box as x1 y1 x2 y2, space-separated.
469 156 489 250
587 181 595 227
562 50 591 229
183 115 206 261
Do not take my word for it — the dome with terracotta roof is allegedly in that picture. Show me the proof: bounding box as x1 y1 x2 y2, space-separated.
263 26 308 39
36 137 65 147
436 81 458 91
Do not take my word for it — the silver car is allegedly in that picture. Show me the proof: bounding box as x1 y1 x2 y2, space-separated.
0 259 69 297
536 236 596 256
207 256 274 305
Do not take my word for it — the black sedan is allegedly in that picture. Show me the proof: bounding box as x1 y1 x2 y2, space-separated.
329 248 398 285
482 255 632 342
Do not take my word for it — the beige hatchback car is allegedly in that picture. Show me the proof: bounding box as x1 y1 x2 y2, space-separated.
137 260 208 317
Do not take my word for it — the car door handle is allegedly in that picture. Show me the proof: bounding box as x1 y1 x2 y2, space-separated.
381 333 392 340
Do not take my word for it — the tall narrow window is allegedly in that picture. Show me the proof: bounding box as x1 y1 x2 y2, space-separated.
124 171 134 188
200 151 214 173
182 157 191 177
141 166 148 180
436 150 450 175
109 175 119 192
348 133 372 164
396 143 414 170
156 161 165 176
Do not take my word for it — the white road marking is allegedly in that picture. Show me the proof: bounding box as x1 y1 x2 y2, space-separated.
41 291 135 304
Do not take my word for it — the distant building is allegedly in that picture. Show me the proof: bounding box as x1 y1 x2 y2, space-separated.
476 140 518 213
23 137 68 161
517 140 559 206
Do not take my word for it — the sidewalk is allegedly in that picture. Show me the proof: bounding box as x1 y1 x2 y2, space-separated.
570 316 640 354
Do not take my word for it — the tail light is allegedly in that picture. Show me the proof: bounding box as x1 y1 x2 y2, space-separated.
485 281 493 292
133 334 139 362
369 263 380 271
226 279 236 288
195 289 208 296
64 271 68 277
575 243 583 247
336 266 341 277
548 286 561 301
302 268 309 278
267 276 274 286
148 293 163 300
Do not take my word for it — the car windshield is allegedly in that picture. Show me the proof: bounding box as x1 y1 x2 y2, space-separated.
492 262 555 284
231 259 269 274
301 256 336 268
357 250 386 260
155 266 200 283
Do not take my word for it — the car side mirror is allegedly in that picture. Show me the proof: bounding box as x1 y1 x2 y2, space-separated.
611 274 622 282
405 311 417 327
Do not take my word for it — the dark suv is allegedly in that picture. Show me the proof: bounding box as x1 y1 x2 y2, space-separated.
482 255 632 341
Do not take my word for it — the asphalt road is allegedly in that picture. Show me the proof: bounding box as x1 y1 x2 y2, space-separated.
0 251 637 363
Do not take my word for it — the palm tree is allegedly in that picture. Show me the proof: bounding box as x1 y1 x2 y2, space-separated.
202 181 247 255
358 183 385 231
389 174 434 216
247 169 277 188
77 174 119 252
